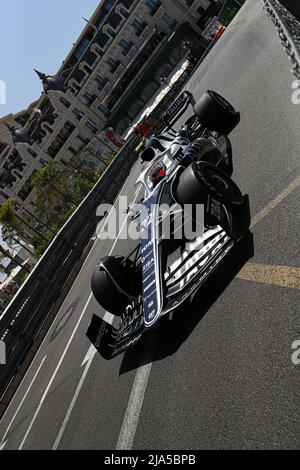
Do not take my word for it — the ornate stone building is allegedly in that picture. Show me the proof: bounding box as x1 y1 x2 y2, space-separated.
0 0 223 221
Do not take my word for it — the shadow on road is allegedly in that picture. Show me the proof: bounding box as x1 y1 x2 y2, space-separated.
119 231 254 375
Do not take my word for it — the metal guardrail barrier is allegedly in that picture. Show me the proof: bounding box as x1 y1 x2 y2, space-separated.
0 135 140 400
263 0 300 79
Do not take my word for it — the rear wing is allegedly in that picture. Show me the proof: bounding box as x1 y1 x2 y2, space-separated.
153 91 195 134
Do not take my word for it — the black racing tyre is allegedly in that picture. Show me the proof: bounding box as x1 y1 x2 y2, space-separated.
193 90 240 135
91 256 141 316
175 161 243 207
140 146 155 162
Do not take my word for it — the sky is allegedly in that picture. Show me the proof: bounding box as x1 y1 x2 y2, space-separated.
0 0 100 118
0 0 100 253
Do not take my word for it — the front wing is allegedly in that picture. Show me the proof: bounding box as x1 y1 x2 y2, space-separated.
86 226 234 360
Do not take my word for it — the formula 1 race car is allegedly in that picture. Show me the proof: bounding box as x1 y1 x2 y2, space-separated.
86 90 251 359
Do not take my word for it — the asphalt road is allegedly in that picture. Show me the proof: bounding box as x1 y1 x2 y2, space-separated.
0 0 299 450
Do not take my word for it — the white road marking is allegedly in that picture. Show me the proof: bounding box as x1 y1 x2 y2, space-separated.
53 172 300 451
0 440 7 451
18 292 93 450
0 178 134 438
81 344 97 367
52 309 115 450
0 355 47 447
0 170 139 450
52 347 97 450
50 186 143 449
115 176 300 450
116 363 153 450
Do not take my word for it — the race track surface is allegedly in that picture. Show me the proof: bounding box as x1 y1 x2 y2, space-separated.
0 0 299 450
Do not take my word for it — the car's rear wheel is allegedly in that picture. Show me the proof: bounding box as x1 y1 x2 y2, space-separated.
140 146 155 162
193 90 240 135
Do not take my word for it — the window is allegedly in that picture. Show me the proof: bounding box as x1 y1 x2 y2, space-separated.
119 38 133 55
27 148 37 158
74 36 90 60
85 121 98 135
77 133 90 146
197 6 206 15
0 142 7 154
68 146 77 156
18 174 35 201
44 124 53 134
107 56 121 73
95 74 109 90
98 104 110 118
94 46 104 57
47 121 75 158
59 96 71 108
103 0 115 14
83 65 93 75
107 27 116 38
131 18 147 36
72 108 84 121
146 0 161 15
162 13 178 29
120 7 129 18
83 91 97 107
71 82 81 94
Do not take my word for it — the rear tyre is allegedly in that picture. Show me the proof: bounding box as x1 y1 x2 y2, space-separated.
193 90 240 135
140 146 155 162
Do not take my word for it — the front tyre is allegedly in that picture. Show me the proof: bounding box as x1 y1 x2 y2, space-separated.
91 256 141 316
175 162 250 240
176 161 243 207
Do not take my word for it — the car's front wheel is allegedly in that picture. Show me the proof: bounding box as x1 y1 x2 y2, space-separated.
175 162 250 240
91 256 141 316
175 161 243 206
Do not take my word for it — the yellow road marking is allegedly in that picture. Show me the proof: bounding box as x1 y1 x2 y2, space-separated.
237 263 300 289
238 176 300 289
250 175 300 228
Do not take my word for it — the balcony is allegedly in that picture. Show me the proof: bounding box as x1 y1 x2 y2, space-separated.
104 30 167 112
147 1 164 18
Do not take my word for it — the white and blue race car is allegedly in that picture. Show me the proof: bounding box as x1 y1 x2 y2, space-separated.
87 90 251 359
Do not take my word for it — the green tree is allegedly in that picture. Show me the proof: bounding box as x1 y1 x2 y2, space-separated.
0 199 47 244
32 161 77 229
